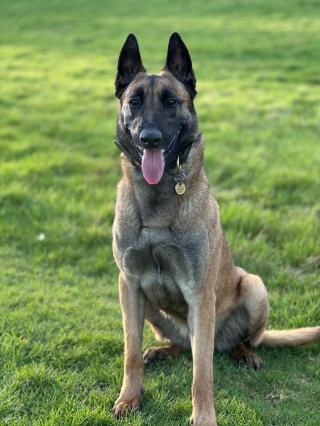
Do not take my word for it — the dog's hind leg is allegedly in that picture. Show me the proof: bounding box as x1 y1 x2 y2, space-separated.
143 302 190 365
229 271 319 369
143 343 183 365
215 270 269 370
232 342 263 371
233 272 269 370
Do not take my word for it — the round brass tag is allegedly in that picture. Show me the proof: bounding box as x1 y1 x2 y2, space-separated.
175 182 186 195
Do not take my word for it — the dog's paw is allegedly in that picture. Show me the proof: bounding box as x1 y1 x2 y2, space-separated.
143 347 170 365
236 353 263 371
112 396 142 418
190 416 217 426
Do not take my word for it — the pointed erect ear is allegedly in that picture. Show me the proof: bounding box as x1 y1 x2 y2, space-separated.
115 34 146 98
163 33 196 98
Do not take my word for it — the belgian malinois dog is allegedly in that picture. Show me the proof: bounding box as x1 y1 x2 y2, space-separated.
112 33 320 425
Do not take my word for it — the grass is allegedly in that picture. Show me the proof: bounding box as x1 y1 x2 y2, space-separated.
0 0 319 424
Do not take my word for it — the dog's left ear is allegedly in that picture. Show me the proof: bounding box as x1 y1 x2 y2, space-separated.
115 34 146 99
163 32 197 98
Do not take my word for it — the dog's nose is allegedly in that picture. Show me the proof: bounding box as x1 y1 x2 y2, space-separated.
140 129 162 149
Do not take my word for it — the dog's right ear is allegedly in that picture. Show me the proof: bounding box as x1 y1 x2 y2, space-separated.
115 34 146 99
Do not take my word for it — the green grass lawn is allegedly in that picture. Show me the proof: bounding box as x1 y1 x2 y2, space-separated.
0 0 319 424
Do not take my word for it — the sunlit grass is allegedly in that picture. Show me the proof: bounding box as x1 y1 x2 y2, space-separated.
0 0 319 425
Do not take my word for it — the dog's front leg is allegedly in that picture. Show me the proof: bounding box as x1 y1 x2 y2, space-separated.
113 272 146 418
188 290 217 426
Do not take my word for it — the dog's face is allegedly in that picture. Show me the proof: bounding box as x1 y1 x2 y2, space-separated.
114 33 200 184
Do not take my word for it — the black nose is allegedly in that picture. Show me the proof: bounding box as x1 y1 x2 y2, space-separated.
140 129 162 149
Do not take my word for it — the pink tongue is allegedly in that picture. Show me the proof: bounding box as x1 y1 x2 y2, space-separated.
141 149 165 184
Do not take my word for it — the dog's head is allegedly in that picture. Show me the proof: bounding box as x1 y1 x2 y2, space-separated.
114 33 200 184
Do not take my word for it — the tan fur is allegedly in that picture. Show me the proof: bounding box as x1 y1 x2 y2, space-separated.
259 327 320 347
112 273 146 418
112 50 319 425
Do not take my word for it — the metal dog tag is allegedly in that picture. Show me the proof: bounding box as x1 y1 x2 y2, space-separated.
175 182 186 195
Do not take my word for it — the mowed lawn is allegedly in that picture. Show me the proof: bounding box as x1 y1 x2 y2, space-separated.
0 0 319 425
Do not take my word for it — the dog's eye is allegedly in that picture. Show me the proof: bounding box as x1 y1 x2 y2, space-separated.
129 99 139 106
166 99 177 106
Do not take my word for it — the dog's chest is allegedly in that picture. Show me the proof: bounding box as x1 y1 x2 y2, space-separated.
116 226 208 318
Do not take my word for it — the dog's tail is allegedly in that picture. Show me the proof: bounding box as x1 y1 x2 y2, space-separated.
259 326 320 347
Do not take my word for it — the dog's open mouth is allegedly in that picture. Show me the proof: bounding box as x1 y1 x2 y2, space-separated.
140 127 182 185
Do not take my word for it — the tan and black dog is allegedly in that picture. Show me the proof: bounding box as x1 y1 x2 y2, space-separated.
112 33 320 426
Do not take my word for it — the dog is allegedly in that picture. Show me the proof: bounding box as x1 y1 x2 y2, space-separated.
112 32 320 426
